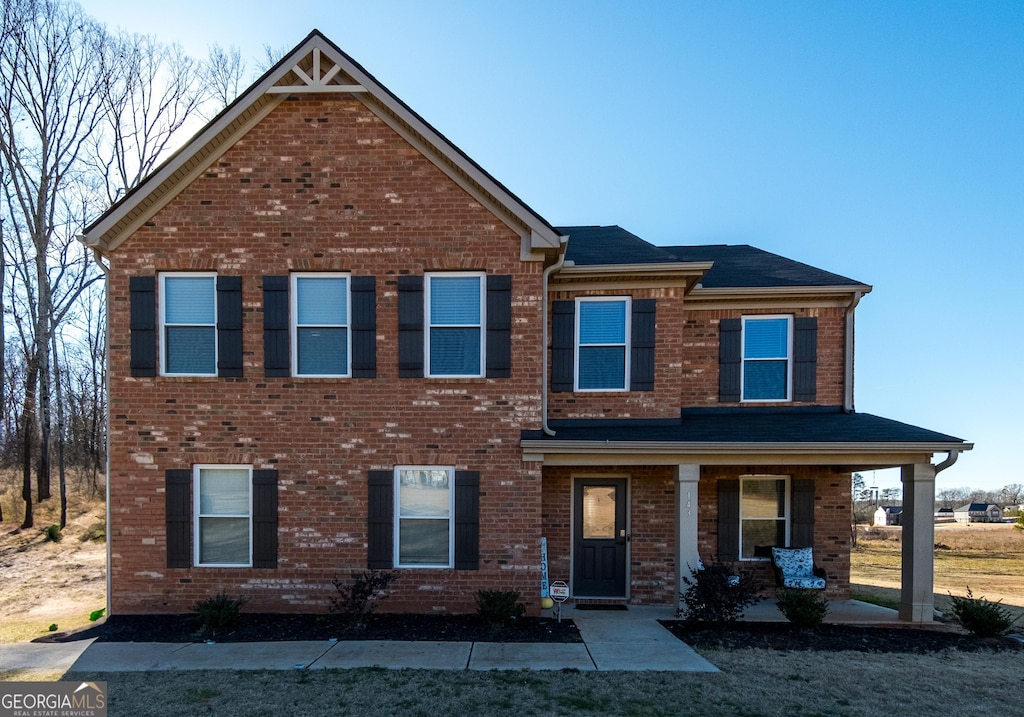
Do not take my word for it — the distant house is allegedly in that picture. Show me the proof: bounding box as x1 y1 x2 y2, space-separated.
874 506 903 526
935 507 955 523
953 503 1003 524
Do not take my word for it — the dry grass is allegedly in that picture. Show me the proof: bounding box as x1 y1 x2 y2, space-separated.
0 482 107 643
65 649 1022 717
852 522 1024 624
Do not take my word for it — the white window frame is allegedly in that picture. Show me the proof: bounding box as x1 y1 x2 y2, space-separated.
740 315 793 402
394 465 455 569
290 272 352 377
159 272 217 377
424 272 485 378
739 474 790 561
194 464 253 568
574 296 631 392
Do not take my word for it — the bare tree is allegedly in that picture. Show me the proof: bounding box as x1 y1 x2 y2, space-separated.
204 43 247 111
0 0 110 525
87 32 207 205
1000 484 1023 506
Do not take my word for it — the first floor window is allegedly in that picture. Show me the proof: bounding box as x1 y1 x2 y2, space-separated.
426 273 484 377
161 273 216 376
742 316 791 401
740 475 789 560
396 466 453 567
195 465 252 566
292 273 350 376
576 297 630 391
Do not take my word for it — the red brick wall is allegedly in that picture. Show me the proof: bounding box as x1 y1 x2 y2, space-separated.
547 288 685 420
680 307 848 407
105 95 546 614
698 466 851 598
542 465 850 605
541 466 677 605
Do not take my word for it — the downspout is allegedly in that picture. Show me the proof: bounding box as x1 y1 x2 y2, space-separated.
843 290 864 413
933 450 960 475
90 247 113 617
541 242 568 436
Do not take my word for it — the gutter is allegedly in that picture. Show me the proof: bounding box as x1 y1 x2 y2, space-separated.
541 240 568 436
520 439 974 455
844 290 864 412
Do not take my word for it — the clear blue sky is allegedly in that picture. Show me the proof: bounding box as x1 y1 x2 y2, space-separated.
78 0 1023 494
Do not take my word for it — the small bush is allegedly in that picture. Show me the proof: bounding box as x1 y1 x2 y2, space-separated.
193 593 247 634
475 590 526 626
48 623 58 632
1015 513 1023 532
80 521 106 543
948 586 1019 637
46 524 62 542
776 588 829 629
329 570 397 628
677 562 760 623
89 608 105 622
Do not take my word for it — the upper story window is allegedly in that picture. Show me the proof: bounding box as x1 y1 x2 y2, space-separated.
425 273 485 377
395 466 454 568
195 465 252 567
742 316 792 401
575 297 630 391
161 273 217 376
291 273 351 377
740 475 790 560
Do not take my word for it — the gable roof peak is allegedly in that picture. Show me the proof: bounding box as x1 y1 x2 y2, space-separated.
82 29 563 256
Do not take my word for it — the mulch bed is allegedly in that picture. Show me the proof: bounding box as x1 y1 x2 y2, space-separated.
40 612 582 644
660 620 1024 653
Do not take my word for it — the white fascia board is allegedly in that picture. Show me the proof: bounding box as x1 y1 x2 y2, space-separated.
520 439 973 457
690 285 873 300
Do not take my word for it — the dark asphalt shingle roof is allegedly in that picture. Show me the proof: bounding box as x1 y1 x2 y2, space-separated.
555 225 868 289
522 407 966 445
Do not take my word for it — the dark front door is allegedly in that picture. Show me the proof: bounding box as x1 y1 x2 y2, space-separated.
573 478 628 597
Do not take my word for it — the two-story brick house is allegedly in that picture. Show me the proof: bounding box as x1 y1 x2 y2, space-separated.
83 31 970 623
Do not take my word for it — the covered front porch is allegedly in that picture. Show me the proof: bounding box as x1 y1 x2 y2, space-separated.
523 407 972 623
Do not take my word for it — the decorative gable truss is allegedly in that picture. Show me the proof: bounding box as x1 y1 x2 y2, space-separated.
266 47 368 94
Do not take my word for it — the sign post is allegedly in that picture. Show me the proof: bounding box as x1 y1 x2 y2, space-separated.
549 580 569 622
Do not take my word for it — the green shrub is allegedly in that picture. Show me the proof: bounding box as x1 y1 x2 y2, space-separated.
677 562 760 623
192 593 247 634
776 588 829 629
475 590 526 626
89 608 105 622
948 586 1019 637
48 623 58 632
329 570 397 628
46 524 62 542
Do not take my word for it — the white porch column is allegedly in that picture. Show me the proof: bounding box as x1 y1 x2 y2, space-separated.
900 462 937 623
675 464 701 614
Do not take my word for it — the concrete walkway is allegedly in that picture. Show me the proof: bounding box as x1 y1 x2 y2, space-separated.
1 600 902 675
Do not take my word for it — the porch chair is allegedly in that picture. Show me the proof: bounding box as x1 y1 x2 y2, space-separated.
770 547 827 590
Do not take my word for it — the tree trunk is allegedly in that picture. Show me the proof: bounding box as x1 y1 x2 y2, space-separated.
52 332 67 528
19 359 37 529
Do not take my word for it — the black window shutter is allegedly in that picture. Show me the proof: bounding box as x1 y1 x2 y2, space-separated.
165 469 192 568
791 478 815 548
792 317 818 402
130 276 157 377
367 470 394 569
630 299 656 391
717 479 740 562
550 300 575 392
262 276 290 377
397 276 424 378
485 275 512 378
252 469 279 568
351 276 377 378
454 471 480 570
217 276 243 377
718 319 742 402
